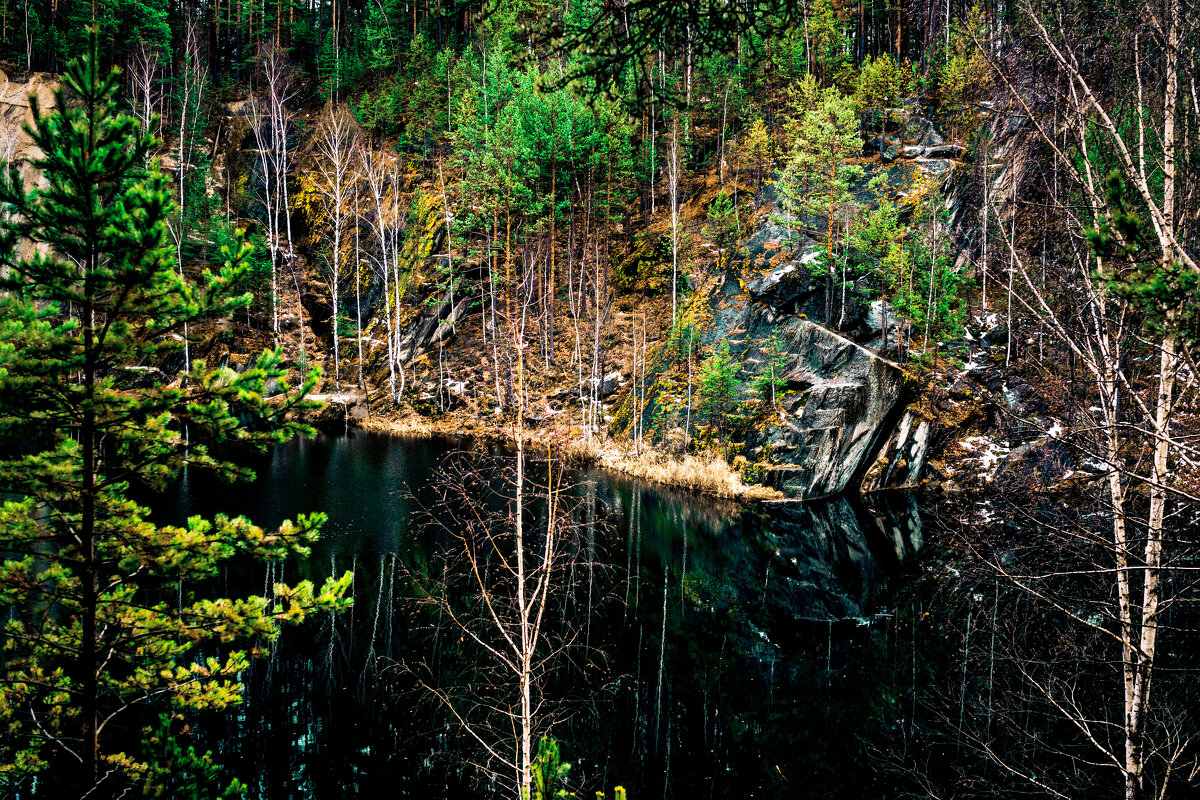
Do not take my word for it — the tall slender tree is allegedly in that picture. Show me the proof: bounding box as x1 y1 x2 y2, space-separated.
0 33 351 798
781 88 864 325
308 103 358 389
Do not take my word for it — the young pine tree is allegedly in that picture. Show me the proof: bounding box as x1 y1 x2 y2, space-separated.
704 189 741 271
854 176 906 349
0 33 351 798
750 329 789 412
781 88 865 326
742 116 772 198
855 53 902 142
698 340 741 442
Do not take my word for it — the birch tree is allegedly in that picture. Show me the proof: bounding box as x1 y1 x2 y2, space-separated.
248 42 297 344
667 112 682 321
406 355 584 799
361 146 402 402
310 104 358 389
959 3 1200 797
128 42 160 135
170 17 206 375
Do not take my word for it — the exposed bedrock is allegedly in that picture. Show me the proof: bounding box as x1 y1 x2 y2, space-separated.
751 319 910 498
606 100 1027 500
612 268 918 500
0 69 57 261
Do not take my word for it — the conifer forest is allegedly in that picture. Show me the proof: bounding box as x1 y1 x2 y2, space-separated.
0 0 1198 797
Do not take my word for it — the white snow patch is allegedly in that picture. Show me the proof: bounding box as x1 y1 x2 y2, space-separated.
976 499 998 523
1001 382 1018 408
959 436 1011 481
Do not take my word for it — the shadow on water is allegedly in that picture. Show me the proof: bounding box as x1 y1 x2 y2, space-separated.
149 430 926 799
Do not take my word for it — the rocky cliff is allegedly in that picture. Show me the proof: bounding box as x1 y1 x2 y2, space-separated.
608 102 977 501
609 264 919 500
0 69 55 261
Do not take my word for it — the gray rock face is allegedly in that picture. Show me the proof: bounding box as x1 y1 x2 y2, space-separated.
864 135 902 162
583 370 625 399
980 321 1009 347
613 251 912 500
862 299 907 350
605 102 976 498
395 288 473 364
747 259 820 311
914 157 957 180
924 143 968 160
865 299 895 334
610 274 912 499
861 409 933 492
907 115 946 148
739 219 793 261
754 319 910 498
114 365 168 389
743 245 881 337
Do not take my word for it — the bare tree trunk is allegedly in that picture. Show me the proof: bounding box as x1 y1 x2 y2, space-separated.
980 137 990 312
363 148 397 401
174 22 206 377
248 90 279 341
252 43 297 347
313 104 357 389
980 11 1196 788
668 114 681 322
355 182 363 389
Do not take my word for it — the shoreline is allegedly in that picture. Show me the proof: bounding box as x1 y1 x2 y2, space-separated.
316 405 786 503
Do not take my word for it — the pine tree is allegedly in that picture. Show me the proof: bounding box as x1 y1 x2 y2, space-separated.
781 88 865 326
697 340 740 441
855 53 902 141
854 176 906 349
742 116 773 197
704 189 741 271
808 0 853 88
781 73 821 152
0 33 351 797
750 329 788 411
886 190 966 359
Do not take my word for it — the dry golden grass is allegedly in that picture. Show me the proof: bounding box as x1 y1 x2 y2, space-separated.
556 437 604 466
359 410 781 502
360 415 437 438
585 443 782 502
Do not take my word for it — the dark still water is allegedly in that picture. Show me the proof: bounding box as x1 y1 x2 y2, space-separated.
151 431 926 799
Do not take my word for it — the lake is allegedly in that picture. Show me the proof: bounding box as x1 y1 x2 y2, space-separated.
152 430 926 799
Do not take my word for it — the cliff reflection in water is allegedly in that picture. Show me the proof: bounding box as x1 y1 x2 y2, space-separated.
155 431 923 799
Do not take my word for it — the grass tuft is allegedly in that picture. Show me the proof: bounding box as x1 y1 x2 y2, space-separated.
566 440 782 501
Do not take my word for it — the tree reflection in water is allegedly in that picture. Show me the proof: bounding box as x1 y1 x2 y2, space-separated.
153 431 924 799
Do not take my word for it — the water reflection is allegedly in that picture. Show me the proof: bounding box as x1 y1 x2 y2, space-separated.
154 431 923 799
